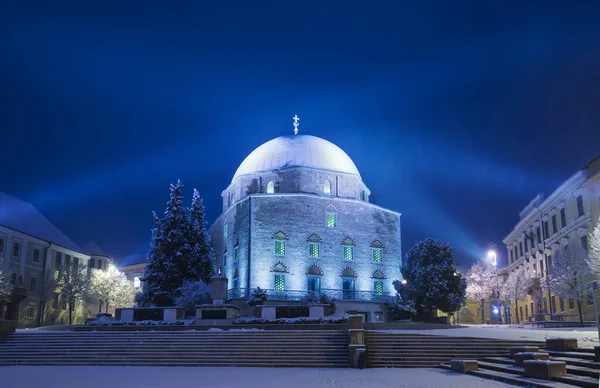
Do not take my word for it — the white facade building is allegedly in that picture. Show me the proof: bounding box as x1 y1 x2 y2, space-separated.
0 192 110 327
501 154 600 321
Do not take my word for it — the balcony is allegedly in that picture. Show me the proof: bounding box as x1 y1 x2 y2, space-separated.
227 288 393 303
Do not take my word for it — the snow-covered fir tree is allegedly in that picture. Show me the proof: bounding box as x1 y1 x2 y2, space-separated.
465 262 497 324
500 266 532 324
188 189 216 283
546 244 595 325
89 266 136 313
140 180 193 306
398 238 466 319
587 216 600 274
59 263 91 324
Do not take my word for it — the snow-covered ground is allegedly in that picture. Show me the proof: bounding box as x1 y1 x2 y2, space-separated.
1 366 515 388
376 324 600 348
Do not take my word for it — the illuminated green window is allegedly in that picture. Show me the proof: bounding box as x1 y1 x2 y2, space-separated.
309 243 319 258
234 247 239 261
326 213 337 228
374 281 383 296
274 275 285 291
275 240 285 256
372 248 383 263
344 246 353 260
223 225 228 240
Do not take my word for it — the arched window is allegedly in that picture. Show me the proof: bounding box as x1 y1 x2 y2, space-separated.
266 181 275 194
272 231 288 256
324 180 331 195
341 236 355 261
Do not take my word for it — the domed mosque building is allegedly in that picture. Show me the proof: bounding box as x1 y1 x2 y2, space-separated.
209 117 402 321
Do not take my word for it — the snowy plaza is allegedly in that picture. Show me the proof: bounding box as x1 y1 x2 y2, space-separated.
2 366 516 388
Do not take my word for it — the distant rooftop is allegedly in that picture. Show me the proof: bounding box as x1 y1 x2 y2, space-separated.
0 191 82 252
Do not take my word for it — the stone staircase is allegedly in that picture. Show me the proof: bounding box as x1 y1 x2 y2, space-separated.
0 330 349 367
365 331 545 368
459 347 600 388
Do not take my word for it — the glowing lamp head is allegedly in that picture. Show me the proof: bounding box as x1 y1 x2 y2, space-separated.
493 307 499 314
487 250 497 266
401 279 407 285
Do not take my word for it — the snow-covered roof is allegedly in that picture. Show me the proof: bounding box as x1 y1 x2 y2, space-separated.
0 191 82 252
81 241 110 257
232 135 361 183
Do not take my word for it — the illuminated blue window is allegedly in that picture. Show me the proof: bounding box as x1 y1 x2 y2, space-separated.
307 277 321 292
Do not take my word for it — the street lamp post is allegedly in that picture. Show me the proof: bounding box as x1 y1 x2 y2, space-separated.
487 244 501 324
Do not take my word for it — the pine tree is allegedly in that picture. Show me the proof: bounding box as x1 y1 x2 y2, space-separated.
188 189 216 283
140 180 193 306
398 238 466 319
465 262 496 324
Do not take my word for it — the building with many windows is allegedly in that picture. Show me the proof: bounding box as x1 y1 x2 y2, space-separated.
501 154 600 322
208 130 403 321
0 192 110 327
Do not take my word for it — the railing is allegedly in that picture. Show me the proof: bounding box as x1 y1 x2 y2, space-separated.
227 288 393 303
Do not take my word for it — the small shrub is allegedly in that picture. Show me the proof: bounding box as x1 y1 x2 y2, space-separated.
233 316 348 325
300 292 337 315
247 287 268 307
85 317 195 326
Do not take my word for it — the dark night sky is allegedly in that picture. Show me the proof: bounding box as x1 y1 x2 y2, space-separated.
1 1 599 269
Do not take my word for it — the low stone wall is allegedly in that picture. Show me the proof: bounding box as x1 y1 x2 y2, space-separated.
0 320 17 337
364 322 461 330
73 323 349 331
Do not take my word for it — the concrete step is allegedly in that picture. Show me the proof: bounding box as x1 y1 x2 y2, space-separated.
552 374 598 388
550 357 600 370
0 360 349 367
546 351 596 361
440 363 575 388
479 360 598 388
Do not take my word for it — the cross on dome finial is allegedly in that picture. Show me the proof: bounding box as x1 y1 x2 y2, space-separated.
293 114 300 135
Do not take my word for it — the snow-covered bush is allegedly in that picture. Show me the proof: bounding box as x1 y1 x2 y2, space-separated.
175 280 211 311
400 238 466 319
247 287 268 306
85 316 195 326
233 317 348 325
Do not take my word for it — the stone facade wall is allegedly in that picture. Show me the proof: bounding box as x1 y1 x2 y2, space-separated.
249 195 401 294
211 191 401 296
210 198 251 290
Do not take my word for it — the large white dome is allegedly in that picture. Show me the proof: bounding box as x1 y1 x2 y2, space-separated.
232 135 361 183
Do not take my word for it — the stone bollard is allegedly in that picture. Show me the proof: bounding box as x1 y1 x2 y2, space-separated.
349 345 366 369
509 346 539 356
450 360 478 373
514 352 550 366
546 338 578 351
523 360 567 379
348 313 365 368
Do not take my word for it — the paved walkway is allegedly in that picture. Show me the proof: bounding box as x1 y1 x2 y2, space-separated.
2 366 513 388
